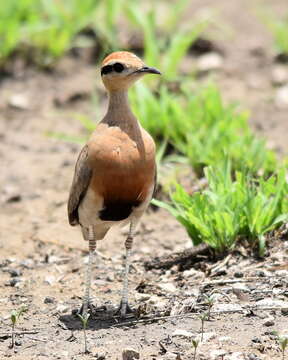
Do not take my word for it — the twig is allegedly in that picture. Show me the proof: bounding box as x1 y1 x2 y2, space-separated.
144 243 210 270
112 305 288 327
0 330 40 337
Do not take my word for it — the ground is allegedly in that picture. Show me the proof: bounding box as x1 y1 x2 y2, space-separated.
1 0 288 359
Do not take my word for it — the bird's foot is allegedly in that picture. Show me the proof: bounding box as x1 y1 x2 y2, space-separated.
115 300 134 319
72 302 97 316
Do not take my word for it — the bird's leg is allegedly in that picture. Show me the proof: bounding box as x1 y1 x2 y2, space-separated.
81 226 96 316
118 221 135 318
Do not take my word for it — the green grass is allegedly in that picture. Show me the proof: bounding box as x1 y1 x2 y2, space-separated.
0 0 102 65
154 159 288 255
125 2 208 80
130 83 277 176
265 14 288 55
0 0 208 69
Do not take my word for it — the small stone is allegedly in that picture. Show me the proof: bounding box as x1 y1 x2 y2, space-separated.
56 304 69 314
247 354 261 360
44 275 55 285
162 352 179 360
7 278 21 287
263 316 275 327
172 329 194 339
198 331 216 343
122 348 140 360
234 271 244 278
210 349 227 359
8 269 22 277
218 336 231 343
135 293 151 301
8 93 30 110
275 85 288 108
225 352 245 360
256 299 288 308
213 303 243 312
271 65 288 85
158 283 177 293
275 270 288 277
44 297 55 304
95 352 106 360
196 52 223 72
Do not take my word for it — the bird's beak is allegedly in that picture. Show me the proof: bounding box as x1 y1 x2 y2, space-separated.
135 66 161 75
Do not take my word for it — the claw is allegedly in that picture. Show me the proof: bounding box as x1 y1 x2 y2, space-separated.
115 300 134 319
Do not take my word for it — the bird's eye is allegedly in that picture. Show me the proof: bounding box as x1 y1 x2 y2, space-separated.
101 65 113 75
113 63 124 73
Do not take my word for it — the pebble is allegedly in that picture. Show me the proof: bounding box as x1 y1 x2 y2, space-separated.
198 331 216 343
247 354 261 360
158 283 177 293
210 349 227 359
135 293 151 301
44 297 55 304
7 278 21 287
161 352 180 360
8 268 22 277
275 85 288 108
172 329 194 339
271 65 288 85
225 352 245 360
218 336 231 343
263 316 275 326
213 303 242 312
8 93 30 110
196 52 224 72
256 299 288 308
122 348 140 360
234 271 244 278
95 352 106 360
275 270 288 277
44 275 55 285
56 304 69 314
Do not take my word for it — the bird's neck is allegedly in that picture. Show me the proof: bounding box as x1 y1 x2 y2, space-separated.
103 90 140 136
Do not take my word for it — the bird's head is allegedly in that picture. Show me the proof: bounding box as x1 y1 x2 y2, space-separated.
100 51 161 91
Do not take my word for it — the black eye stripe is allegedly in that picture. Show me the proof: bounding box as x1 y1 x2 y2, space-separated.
101 62 125 76
113 63 124 73
101 65 113 75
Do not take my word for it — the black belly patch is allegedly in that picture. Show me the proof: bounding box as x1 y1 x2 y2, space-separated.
99 200 141 221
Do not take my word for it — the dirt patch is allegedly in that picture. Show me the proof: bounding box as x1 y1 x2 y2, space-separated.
1 0 288 359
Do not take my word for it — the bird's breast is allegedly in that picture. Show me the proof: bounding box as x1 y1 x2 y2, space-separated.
87 124 156 205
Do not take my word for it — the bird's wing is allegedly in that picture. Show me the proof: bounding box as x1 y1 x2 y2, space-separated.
152 166 157 198
68 145 92 226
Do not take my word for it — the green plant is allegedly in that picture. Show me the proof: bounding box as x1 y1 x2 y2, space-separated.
199 312 208 341
153 159 288 255
0 0 102 65
265 14 288 55
77 313 90 354
204 294 215 320
125 1 208 80
131 83 277 176
192 337 199 360
279 335 288 360
10 307 26 348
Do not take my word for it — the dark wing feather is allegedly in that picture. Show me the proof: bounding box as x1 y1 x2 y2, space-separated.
67 145 92 226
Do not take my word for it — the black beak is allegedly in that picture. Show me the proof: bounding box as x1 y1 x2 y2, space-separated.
136 66 161 75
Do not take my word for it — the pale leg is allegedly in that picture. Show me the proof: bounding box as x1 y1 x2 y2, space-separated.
82 226 96 316
119 221 135 318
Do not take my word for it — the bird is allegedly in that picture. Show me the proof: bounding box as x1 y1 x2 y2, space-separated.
68 51 161 319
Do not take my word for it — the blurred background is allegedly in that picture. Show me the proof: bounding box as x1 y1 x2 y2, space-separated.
1 1 288 357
